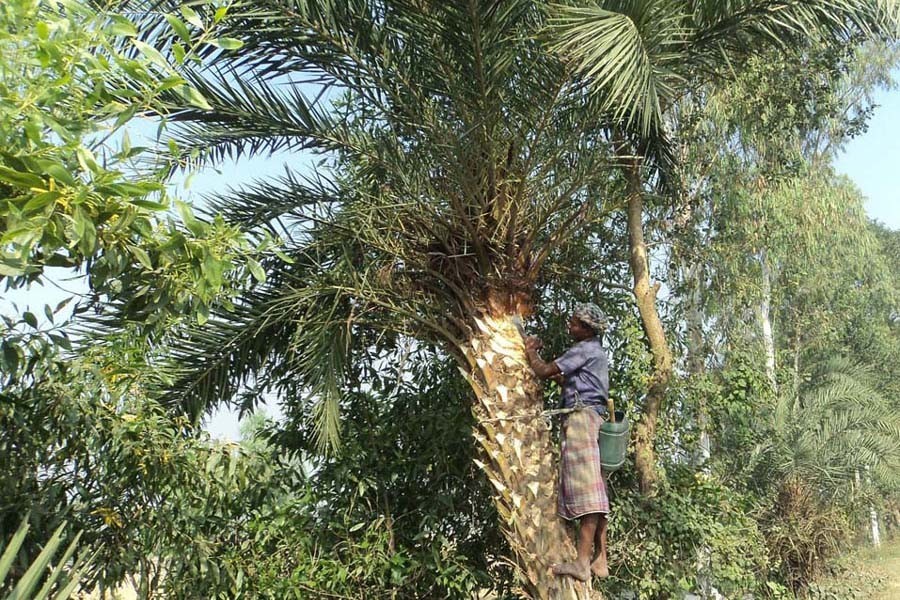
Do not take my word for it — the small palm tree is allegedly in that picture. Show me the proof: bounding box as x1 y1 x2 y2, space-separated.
755 357 900 591
766 357 900 490
111 1 896 597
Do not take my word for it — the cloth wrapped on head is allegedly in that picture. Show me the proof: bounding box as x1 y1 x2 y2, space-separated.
574 302 608 334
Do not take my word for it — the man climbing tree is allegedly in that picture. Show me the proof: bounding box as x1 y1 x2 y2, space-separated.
525 303 611 582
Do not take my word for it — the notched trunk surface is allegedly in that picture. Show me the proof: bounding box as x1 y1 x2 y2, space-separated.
461 313 600 600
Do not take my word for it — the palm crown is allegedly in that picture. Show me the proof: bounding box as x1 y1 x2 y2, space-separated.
132 0 612 444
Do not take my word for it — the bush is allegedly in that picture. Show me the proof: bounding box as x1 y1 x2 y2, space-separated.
214 496 495 599
603 466 769 600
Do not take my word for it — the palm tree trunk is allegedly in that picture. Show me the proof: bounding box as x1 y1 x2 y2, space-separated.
462 313 599 600
625 162 673 496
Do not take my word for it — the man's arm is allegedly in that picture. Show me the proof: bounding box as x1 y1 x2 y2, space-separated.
525 337 562 380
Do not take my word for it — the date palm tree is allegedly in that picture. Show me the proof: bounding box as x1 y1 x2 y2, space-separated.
113 1 896 597
763 357 900 492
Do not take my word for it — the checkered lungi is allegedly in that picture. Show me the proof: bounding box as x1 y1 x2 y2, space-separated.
558 408 609 520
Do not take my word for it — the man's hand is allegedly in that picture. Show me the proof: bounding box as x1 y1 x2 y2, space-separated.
525 336 543 352
524 336 561 380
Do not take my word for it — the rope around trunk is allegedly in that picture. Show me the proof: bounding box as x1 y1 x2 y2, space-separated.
477 404 601 429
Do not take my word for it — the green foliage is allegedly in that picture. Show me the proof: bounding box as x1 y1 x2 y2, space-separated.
2 0 162 279
0 324 283 596
1 2 898 599
262 346 515 598
548 0 897 138
704 349 777 489
110 0 637 448
756 358 900 494
216 493 496 600
0 517 90 600
659 29 900 596
690 343 900 595
1 321 517 598
52 343 515 599
603 467 769 599
0 0 268 333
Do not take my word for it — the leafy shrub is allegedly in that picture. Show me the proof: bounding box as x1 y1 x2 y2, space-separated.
154 350 514 599
213 496 495 599
603 466 769 600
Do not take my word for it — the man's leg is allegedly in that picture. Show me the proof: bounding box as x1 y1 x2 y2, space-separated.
552 513 600 581
591 514 609 577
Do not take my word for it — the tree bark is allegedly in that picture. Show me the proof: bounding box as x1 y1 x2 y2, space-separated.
624 162 674 496
684 262 711 467
462 313 599 600
759 247 778 393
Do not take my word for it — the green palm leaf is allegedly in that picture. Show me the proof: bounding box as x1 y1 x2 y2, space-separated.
1 518 90 600
548 0 685 135
769 357 900 490
548 0 898 137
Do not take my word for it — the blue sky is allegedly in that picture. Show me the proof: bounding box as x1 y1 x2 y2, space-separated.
834 84 900 228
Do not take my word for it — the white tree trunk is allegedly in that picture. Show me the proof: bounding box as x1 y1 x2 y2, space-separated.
685 263 711 468
871 507 882 547
856 469 881 547
759 248 777 393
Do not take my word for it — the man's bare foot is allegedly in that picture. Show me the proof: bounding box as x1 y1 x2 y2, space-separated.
590 555 609 578
551 561 591 581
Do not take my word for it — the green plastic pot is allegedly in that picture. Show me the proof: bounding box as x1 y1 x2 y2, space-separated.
599 410 629 472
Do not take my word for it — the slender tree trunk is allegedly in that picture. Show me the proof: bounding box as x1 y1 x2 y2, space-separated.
625 163 674 496
792 329 801 396
861 468 882 547
685 262 710 467
871 506 882 547
759 248 777 393
462 312 599 600
684 263 721 599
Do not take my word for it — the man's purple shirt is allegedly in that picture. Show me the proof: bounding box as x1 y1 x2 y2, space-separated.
553 337 609 411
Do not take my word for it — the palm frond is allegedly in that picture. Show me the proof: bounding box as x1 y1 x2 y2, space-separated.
1 518 91 600
773 357 900 489
548 0 685 136
140 225 462 450
200 168 342 234
548 0 898 137
157 69 360 167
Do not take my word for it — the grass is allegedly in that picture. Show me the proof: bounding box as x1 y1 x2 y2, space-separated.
811 536 900 599
856 538 900 600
